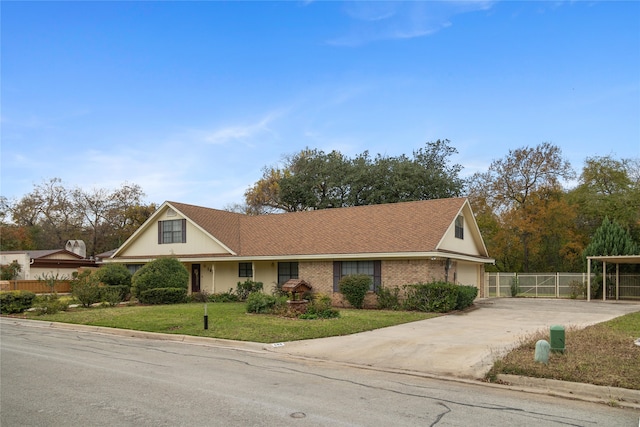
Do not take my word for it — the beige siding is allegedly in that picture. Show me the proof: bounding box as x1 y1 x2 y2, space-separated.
30 267 77 280
120 214 230 257
212 262 238 293
1 253 30 279
438 212 481 256
456 262 479 286
253 261 278 292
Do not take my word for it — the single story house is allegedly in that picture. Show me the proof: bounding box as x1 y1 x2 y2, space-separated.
106 197 494 305
0 247 97 280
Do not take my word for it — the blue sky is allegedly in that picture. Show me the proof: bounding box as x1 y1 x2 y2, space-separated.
2 1 639 209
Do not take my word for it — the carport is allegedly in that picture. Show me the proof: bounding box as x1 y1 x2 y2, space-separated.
586 255 640 301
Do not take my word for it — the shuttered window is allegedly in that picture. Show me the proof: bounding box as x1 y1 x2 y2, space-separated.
455 216 464 239
158 219 187 244
333 260 381 292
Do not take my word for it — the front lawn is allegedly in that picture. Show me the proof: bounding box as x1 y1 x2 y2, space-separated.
20 302 437 343
487 311 640 390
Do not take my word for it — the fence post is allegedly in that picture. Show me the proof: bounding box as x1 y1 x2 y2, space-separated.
556 272 559 298
496 272 500 297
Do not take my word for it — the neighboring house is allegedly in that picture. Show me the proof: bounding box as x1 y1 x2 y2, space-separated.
0 247 98 280
106 198 494 305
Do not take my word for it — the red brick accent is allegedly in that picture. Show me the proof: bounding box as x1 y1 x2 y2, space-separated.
298 258 481 308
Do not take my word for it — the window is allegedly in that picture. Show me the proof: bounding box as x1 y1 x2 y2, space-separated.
333 260 381 292
126 264 144 275
239 262 253 277
158 219 186 244
455 216 464 239
278 262 299 284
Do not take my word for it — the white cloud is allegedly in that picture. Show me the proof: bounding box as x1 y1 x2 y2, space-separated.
328 0 497 46
198 110 286 145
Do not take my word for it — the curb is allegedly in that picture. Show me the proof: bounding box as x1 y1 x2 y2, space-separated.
497 374 640 410
3 317 639 410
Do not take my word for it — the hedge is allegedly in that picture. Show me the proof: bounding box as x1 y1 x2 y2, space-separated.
138 287 187 304
0 290 36 314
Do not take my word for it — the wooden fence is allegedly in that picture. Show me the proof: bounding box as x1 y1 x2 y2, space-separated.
0 280 72 294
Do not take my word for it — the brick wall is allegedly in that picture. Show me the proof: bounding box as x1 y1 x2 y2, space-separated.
298 258 478 308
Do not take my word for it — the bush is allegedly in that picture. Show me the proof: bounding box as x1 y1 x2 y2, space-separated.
245 292 286 314
95 264 132 287
236 280 263 301
403 282 458 313
95 264 132 300
339 274 371 309
455 285 478 310
568 280 585 299
32 294 69 315
510 277 520 297
138 287 187 304
100 287 123 307
208 290 240 303
104 285 130 302
0 290 36 314
71 271 102 308
131 258 188 298
302 293 340 319
189 291 210 303
376 284 402 310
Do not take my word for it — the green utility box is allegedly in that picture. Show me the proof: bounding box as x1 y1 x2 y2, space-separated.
550 325 565 353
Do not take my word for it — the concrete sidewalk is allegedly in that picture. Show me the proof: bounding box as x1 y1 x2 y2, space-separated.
267 298 640 380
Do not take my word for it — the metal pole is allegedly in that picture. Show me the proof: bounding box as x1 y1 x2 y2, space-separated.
204 303 209 330
587 258 591 301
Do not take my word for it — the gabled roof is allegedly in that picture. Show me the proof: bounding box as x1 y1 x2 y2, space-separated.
112 197 490 261
0 249 85 260
238 198 471 257
111 197 492 262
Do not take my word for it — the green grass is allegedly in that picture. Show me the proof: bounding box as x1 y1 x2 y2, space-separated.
487 312 640 390
20 302 437 343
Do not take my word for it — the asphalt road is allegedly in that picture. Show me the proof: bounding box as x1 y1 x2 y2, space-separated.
1 319 638 426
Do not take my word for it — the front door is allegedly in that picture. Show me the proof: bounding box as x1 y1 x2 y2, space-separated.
191 264 201 293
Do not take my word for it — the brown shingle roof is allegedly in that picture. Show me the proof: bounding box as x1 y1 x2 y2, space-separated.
170 198 467 257
168 201 243 253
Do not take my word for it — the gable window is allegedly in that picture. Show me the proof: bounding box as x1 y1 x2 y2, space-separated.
158 219 186 244
278 262 299 284
239 262 253 278
333 260 381 292
455 216 464 239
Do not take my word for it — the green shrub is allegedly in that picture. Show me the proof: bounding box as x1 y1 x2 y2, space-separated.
104 285 130 302
99 287 123 307
208 290 240 303
1 260 22 280
303 293 340 319
455 285 478 310
510 277 520 297
189 291 210 303
138 287 187 304
245 292 285 314
403 282 458 313
131 258 188 298
71 270 102 308
0 290 36 314
568 280 584 299
339 274 371 309
95 264 132 287
236 280 263 301
32 294 69 315
376 284 402 310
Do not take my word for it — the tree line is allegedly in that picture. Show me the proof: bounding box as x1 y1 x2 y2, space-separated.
1 140 638 272
0 179 156 257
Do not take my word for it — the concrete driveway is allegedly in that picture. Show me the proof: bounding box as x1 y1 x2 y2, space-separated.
268 298 640 380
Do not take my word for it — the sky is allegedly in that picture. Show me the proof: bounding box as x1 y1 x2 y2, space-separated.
2 1 639 210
